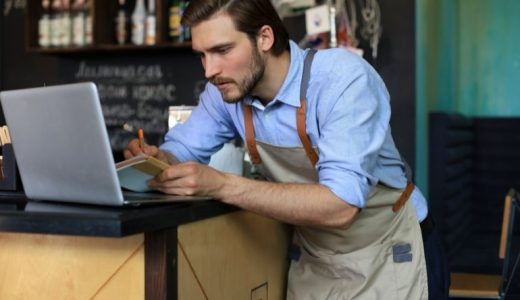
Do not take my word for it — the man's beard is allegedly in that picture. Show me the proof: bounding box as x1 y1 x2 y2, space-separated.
210 46 266 103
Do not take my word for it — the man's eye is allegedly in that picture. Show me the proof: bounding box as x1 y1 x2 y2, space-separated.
218 47 231 54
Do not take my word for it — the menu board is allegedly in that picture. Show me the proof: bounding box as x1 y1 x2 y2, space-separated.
72 59 206 150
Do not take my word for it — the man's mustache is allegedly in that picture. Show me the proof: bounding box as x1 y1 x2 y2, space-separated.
210 77 235 85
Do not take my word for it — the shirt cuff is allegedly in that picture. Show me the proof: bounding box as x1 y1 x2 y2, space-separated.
319 169 372 208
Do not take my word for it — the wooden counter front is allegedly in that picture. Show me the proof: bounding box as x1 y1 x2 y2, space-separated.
0 207 290 300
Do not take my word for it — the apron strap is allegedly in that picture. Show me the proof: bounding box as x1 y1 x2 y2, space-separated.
243 104 262 164
300 49 317 100
392 182 415 212
296 98 319 166
297 49 319 167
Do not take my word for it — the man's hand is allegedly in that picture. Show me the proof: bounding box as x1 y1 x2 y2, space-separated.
148 161 227 197
123 138 174 164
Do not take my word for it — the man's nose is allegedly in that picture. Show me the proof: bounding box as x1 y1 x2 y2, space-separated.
204 56 221 79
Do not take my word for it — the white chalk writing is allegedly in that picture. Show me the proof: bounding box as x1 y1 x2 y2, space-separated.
3 0 25 16
75 61 164 82
132 84 176 102
97 83 176 102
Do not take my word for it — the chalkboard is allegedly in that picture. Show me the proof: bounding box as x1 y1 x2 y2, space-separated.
0 5 206 151
68 58 206 150
3 0 26 17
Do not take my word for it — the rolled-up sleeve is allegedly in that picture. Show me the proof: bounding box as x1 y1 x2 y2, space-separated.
315 65 391 208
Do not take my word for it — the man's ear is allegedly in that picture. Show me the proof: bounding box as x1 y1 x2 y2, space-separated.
257 25 275 53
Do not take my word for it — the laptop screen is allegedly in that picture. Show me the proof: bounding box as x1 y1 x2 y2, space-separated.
0 82 126 205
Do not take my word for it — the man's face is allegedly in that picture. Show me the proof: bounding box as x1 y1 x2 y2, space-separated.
191 13 266 103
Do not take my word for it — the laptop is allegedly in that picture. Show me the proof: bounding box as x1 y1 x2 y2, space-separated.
0 82 210 206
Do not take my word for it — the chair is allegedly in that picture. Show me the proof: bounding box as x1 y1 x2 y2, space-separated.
449 189 520 299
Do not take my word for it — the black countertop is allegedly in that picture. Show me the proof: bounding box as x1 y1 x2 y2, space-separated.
0 191 235 237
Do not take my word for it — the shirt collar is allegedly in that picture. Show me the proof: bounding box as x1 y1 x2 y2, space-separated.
244 41 305 109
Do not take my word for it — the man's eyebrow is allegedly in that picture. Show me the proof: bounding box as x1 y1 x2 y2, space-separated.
193 42 235 54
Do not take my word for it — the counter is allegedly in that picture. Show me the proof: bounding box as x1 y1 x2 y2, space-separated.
0 191 290 300
0 191 234 237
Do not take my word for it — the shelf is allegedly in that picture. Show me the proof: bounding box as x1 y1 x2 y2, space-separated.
26 42 193 55
26 0 191 55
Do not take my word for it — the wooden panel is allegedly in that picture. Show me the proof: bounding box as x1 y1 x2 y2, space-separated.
178 211 291 300
0 232 144 300
94 243 145 300
449 272 501 298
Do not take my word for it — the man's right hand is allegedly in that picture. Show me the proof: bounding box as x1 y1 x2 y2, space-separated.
123 138 172 164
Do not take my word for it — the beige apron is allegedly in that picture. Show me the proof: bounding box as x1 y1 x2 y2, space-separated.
241 50 428 300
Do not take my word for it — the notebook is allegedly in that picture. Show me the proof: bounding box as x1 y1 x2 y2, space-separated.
0 82 210 206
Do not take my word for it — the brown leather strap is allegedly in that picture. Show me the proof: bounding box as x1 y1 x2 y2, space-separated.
243 104 262 164
296 98 319 167
392 181 415 212
499 189 516 259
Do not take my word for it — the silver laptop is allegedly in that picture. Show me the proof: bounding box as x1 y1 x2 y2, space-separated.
0 82 210 206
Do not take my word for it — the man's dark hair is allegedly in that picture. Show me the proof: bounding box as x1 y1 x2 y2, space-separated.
182 0 290 56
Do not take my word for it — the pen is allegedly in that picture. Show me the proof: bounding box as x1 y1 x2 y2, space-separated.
138 128 145 150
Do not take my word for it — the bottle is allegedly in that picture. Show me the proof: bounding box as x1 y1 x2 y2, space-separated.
131 0 146 45
38 0 51 48
168 0 182 43
50 0 62 47
84 0 93 45
115 0 128 45
72 0 86 46
181 0 190 41
144 0 156 45
61 0 73 47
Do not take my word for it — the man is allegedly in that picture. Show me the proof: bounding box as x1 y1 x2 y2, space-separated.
125 0 448 298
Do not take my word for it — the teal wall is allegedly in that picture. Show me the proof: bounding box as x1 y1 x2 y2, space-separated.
458 0 520 116
416 0 520 196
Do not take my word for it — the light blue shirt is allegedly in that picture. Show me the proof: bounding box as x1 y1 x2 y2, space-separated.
161 41 428 221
